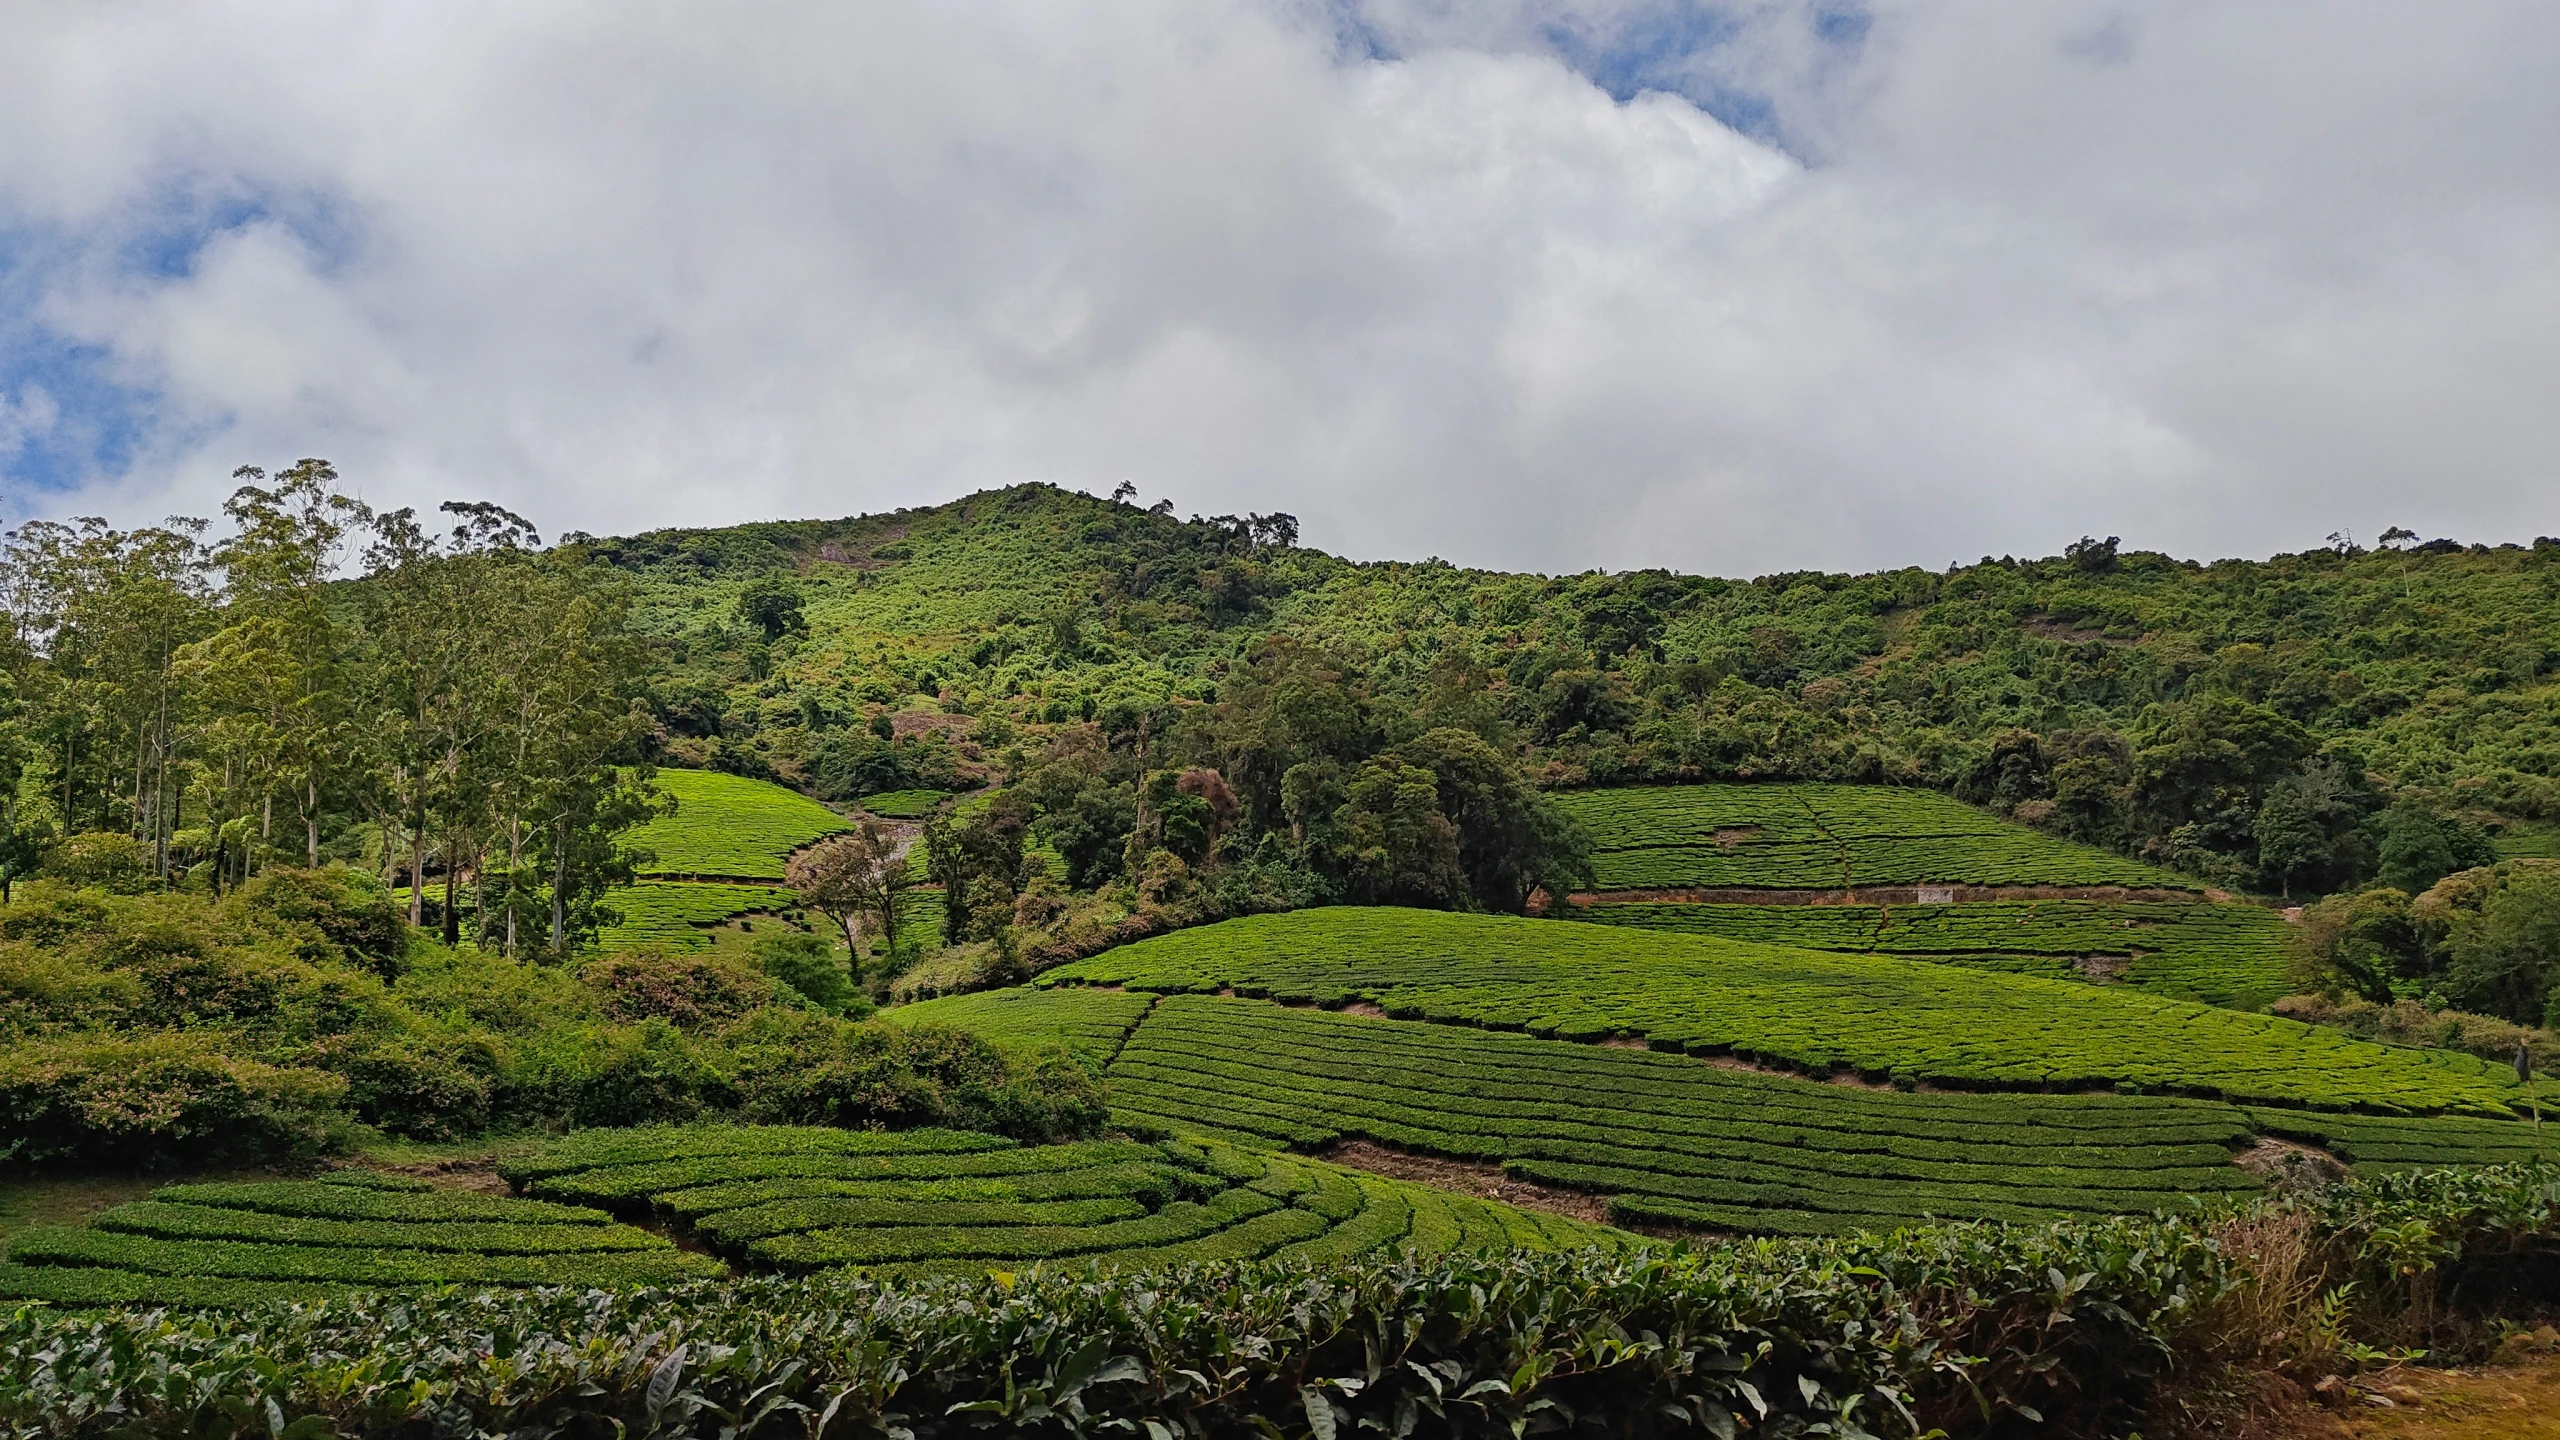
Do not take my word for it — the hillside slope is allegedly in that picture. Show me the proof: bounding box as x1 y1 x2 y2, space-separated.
597 484 2558 897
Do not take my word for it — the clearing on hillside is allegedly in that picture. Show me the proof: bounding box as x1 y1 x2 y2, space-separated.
1551 783 2290 1007
1041 908 2522 1115
0 1171 719 1308
1551 783 2192 894
886 985 1158 1061
1576 898 2293 1008
592 880 809 953
502 1124 1609 1278
630 768 854 880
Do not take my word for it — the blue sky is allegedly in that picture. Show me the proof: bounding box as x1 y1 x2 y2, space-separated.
0 1 2553 574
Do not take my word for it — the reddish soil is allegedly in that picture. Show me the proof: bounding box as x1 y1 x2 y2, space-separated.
2262 1335 2560 1439
2231 1134 2348 1186
1318 1140 1614 1225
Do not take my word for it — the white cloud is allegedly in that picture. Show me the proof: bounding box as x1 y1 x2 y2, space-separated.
0 0 2554 573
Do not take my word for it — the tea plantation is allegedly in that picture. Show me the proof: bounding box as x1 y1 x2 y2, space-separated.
502 1124 1607 1277
1105 993 2264 1234
857 788 950 818
628 767 854 880
886 984 1158 1061
1044 908 2523 1114
1573 897 2294 1008
1553 783 2191 893
0 1171 719 1308
590 879 807 952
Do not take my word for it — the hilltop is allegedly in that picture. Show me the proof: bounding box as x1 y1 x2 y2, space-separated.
600 483 2559 896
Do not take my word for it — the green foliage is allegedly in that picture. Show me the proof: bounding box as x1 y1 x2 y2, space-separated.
227 868 406 979
887 985 1157 1062
733 576 805 641
1104 992 2288 1235
725 1013 1107 1141
1552 782 2188 891
503 1123 1601 1279
1046 907 2526 1113
588 880 798 952
2292 888 2424 1004
579 950 780 1027
37 833 156 893
859 788 950 818
1577 896 2294 1007
624 768 852 879
752 930 861 1013
42 1165 2560 1438
0 1171 682 1307
0 1030 345 1168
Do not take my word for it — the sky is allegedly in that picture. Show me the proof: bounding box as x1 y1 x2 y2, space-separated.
1 1 2554 577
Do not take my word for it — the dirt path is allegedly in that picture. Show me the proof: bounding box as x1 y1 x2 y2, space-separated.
2273 1338 2560 1439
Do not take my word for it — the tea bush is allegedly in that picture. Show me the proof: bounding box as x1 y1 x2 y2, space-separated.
1048 908 2524 1114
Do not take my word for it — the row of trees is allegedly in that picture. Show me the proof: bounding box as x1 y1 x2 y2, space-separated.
901 636 1592 959
0 461 660 954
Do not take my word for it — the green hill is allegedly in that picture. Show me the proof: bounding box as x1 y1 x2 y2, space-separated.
601 484 2559 899
1041 908 2520 1115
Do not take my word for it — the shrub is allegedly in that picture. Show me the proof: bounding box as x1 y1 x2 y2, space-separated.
305 1030 499 1140
38 832 157 892
727 1013 1103 1142
227 867 407 979
0 1029 345 1168
752 931 863 1014
580 950 776 1027
501 1020 727 1129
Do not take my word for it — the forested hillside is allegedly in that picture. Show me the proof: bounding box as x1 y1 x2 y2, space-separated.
607 483 2558 901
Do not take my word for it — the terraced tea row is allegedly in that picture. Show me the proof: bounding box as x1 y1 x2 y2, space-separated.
630 768 854 879
503 1124 1607 1277
856 788 950 818
1045 908 2521 1114
1553 784 2188 892
886 985 1157 1061
1100 993 2267 1235
1574 898 2293 1008
0 1171 719 1309
592 880 804 952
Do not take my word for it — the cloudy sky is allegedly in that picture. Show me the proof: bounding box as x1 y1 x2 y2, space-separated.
1 2 2554 576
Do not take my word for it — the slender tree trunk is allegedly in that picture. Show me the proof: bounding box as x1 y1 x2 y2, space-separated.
506 816 522 956
549 820 568 955
442 842 459 947
306 778 320 867
408 805 425 926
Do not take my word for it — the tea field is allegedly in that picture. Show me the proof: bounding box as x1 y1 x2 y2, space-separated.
1043 908 2522 1114
856 788 950 819
1573 897 2294 1008
629 767 854 880
0 1171 719 1308
886 984 1158 1061
1552 783 2192 893
591 879 808 952
504 1124 1607 1278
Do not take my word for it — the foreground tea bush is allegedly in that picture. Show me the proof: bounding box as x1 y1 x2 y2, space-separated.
13 1164 2560 1440
0 1216 2235 1439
